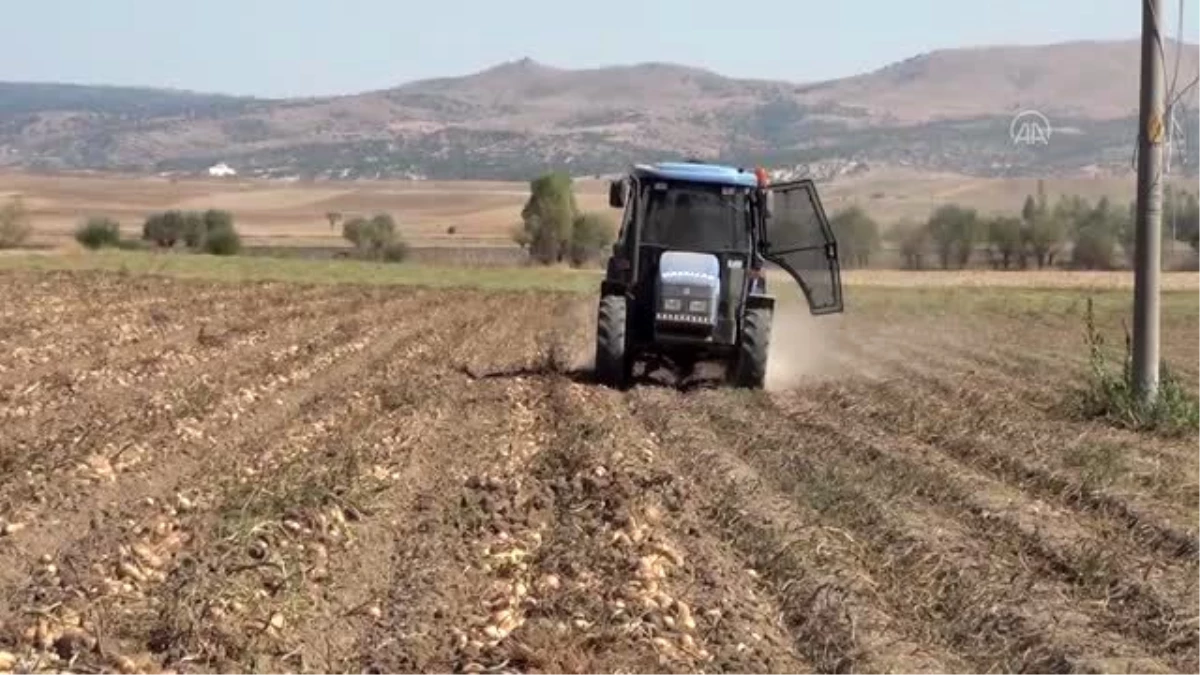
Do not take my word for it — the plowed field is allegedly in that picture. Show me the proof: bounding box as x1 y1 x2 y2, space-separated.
0 270 1196 674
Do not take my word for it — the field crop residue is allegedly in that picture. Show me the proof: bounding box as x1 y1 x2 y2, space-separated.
0 268 1196 674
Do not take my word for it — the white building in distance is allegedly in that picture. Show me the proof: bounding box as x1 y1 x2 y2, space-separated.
207 162 237 177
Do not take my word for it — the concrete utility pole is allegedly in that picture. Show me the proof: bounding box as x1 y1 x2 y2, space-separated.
1133 0 1166 404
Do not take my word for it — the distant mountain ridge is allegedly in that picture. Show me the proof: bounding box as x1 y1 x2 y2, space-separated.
0 38 1196 180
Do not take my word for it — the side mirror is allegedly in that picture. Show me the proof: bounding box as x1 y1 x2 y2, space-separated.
609 180 626 208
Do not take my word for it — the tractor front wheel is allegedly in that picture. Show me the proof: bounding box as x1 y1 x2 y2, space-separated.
595 294 632 389
731 307 772 389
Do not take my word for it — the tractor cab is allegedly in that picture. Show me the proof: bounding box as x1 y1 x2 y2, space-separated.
595 161 842 389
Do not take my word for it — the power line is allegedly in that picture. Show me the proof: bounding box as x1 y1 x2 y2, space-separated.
1128 1 1194 275
1162 0 1195 266
1162 0 1196 143
1133 1 1193 203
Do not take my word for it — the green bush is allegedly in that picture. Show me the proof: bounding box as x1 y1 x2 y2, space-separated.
202 222 242 255
829 205 880 268
568 212 615 267
74 216 122 250
182 211 207 248
1074 297 1198 436
926 203 980 269
203 209 234 232
517 171 579 264
888 218 929 270
342 212 406 261
140 208 240 254
143 210 186 247
984 216 1024 269
381 240 409 262
182 209 235 250
343 213 397 251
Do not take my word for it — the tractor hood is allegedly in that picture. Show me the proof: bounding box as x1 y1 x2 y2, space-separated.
655 251 721 327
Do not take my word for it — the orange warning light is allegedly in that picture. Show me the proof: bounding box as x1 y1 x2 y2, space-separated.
754 167 769 187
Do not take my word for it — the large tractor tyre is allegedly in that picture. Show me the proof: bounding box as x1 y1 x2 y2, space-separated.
595 294 632 389
732 307 773 389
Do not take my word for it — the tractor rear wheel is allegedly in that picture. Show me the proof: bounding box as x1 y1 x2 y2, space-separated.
731 307 772 389
595 294 632 389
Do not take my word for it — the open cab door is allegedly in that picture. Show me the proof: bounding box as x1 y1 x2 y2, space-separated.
761 179 843 315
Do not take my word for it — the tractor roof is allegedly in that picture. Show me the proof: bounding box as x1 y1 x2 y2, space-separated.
632 161 759 188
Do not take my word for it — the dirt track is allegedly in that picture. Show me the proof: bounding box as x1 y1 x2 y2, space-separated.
0 270 1196 674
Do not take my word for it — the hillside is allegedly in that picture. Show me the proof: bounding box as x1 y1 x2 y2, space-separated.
0 39 1196 180
794 39 1187 122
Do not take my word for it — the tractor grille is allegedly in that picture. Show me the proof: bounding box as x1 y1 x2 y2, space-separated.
655 312 710 324
659 282 713 299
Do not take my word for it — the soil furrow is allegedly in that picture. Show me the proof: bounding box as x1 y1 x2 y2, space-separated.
0 288 465 672
538 380 814 673
843 371 1199 557
0 278 299 375
1 271 1194 675
774 388 1197 669
362 362 778 674
0 282 385 434
197 292 513 673
0 290 443 618
886 358 1199 467
358 294 788 674
284 368 488 671
354 375 552 673
0 285 357 423
0 288 421 529
0 272 257 338
627 386 969 674
46 295 489 674
701 388 1187 672
352 294 579 673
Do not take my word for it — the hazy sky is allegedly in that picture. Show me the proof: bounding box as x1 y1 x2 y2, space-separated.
1 0 1197 97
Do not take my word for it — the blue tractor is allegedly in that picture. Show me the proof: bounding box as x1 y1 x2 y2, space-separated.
594 161 844 389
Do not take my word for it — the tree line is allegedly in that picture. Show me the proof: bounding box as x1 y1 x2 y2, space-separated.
79 206 414 262
510 172 1200 271
139 209 242 255
828 181 1200 271
67 208 244 255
